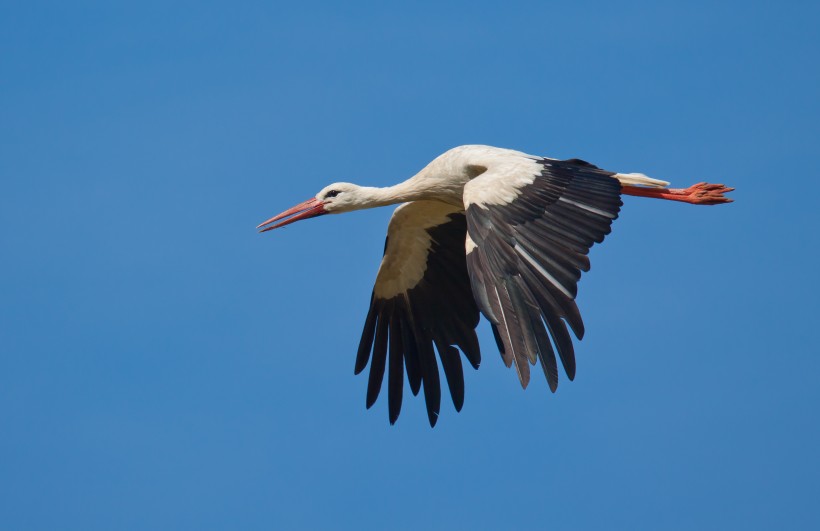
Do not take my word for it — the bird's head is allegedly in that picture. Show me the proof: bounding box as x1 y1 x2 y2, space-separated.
257 182 368 232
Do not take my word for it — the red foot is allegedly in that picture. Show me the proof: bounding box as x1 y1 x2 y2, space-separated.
622 182 734 205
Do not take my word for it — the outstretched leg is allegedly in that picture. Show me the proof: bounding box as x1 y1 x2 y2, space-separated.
621 182 734 205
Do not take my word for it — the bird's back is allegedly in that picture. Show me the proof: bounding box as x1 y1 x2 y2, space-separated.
407 145 542 206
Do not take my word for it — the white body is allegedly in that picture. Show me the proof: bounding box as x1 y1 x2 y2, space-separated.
319 145 668 212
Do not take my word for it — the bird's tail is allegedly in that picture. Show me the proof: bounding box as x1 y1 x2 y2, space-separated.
613 172 670 188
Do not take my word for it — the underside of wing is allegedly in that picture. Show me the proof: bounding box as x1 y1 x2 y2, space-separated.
355 201 481 426
464 157 622 391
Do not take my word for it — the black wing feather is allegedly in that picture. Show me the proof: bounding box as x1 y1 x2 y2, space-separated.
465 158 622 390
357 204 481 426
398 300 423 397
354 294 378 375
387 307 404 424
436 341 465 412
366 303 389 409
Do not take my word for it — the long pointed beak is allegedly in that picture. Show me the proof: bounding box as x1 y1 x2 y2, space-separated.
257 197 327 232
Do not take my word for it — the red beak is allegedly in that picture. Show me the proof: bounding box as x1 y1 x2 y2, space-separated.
257 197 327 232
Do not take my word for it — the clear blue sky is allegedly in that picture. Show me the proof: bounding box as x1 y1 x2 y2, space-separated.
2 1 819 529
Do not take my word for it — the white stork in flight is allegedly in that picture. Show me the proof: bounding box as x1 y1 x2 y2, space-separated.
258 145 733 426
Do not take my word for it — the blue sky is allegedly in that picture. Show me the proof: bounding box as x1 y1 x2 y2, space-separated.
2 1 819 529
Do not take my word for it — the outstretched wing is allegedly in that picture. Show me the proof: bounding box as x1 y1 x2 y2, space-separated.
463 157 622 391
355 200 481 427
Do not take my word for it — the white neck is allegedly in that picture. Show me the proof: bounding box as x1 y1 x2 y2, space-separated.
336 156 469 212
353 179 434 209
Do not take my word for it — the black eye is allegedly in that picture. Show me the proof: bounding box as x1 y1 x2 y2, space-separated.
325 190 341 198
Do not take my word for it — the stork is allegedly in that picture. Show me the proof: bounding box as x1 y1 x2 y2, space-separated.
258 145 733 426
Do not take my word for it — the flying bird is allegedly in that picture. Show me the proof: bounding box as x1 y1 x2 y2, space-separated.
258 145 733 426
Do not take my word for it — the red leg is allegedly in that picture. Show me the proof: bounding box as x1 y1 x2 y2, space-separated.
621 182 734 205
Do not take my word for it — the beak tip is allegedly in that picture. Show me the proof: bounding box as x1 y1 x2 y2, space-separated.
257 197 325 233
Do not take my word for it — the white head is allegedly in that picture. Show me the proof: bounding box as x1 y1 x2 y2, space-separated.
315 182 372 214
258 182 386 232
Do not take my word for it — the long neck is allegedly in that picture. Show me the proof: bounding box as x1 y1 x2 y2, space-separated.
357 165 466 209
357 179 432 208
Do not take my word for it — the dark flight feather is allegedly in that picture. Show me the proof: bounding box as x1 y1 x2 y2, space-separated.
465 158 622 389
357 204 481 426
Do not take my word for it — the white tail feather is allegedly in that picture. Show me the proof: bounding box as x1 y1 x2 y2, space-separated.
614 172 670 188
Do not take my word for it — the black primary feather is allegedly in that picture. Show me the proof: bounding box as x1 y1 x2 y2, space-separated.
357 206 481 426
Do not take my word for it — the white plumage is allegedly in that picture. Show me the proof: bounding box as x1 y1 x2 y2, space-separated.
259 145 733 426
373 201 462 300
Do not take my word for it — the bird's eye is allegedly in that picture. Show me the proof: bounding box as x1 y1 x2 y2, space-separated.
325 190 341 198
